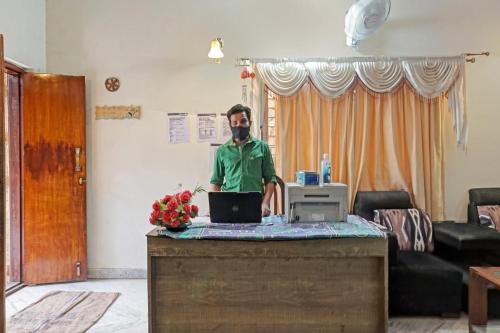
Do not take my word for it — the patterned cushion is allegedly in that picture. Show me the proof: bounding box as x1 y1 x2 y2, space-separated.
373 208 434 252
477 205 500 231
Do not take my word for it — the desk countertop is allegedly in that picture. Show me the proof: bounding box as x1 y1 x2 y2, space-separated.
147 214 386 241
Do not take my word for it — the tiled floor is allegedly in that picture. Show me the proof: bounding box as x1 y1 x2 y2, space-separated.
5 279 500 332
389 315 500 333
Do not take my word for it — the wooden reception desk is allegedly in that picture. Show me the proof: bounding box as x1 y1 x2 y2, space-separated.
147 228 387 333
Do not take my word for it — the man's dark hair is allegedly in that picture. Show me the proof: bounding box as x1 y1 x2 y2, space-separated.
226 104 251 122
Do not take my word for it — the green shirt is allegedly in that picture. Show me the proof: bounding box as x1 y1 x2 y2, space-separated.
210 137 277 192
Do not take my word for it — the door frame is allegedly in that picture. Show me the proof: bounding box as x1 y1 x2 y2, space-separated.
4 60 25 294
1 32 6 333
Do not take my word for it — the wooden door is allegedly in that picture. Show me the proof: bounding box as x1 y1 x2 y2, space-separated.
22 73 87 284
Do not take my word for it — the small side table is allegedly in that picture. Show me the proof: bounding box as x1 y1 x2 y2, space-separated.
469 267 500 328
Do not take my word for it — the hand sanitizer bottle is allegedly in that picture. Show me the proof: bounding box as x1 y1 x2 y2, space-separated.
320 153 331 186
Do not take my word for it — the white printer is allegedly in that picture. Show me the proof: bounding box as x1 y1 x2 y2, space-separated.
284 183 348 223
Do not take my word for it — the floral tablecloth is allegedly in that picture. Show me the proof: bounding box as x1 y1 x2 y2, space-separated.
159 214 386 241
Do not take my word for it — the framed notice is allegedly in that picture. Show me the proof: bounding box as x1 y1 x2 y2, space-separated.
167 113 190 144
197 113 217 143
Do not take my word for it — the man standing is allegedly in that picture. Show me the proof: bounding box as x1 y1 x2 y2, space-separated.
210 104 277 216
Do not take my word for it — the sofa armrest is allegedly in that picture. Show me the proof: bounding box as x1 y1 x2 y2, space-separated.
433 221 500 252
468 187 500 224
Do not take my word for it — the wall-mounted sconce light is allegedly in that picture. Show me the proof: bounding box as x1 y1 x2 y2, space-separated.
208 37 224 64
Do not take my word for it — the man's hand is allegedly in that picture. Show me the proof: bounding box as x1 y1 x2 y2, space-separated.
210 184 221 192
261 201 271 217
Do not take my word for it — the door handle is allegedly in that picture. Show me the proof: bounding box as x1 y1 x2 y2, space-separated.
78 177 86 185
75 147 82 172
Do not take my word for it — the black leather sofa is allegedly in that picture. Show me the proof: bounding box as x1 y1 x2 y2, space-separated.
433 188 500 317
469 187 500 227
353 191 463 316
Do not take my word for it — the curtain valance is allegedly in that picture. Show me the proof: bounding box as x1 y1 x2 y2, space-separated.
255 56 466 144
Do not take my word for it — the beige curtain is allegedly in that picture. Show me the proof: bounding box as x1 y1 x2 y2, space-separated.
275 81 446 220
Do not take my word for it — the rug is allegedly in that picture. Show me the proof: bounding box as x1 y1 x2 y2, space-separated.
7 290 120 333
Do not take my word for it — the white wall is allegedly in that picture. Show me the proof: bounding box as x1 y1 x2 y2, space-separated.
45 0 500 271
0 0 45 71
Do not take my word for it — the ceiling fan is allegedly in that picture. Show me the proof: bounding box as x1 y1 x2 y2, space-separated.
345 0 391 49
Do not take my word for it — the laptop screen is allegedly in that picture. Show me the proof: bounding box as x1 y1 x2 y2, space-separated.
209 192 262 223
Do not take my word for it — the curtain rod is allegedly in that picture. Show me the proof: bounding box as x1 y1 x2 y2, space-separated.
236 51 490 66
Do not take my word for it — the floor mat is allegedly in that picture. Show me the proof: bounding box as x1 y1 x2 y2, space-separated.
7 290 120 333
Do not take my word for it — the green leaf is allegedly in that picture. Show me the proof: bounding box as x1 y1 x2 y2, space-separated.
192 184 207 196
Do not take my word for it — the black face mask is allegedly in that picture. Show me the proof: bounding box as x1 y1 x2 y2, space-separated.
231 126 250 141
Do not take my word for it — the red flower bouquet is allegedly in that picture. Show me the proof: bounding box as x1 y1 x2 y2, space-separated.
149 185 204 231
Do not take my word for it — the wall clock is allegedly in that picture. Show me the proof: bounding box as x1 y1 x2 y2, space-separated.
105 77 120 92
